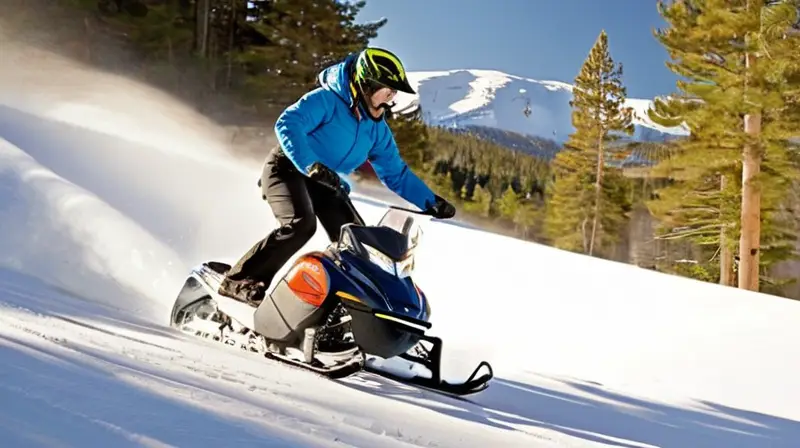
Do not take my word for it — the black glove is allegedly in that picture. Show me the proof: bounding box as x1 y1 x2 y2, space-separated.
307 162 348 194
426 194 456 219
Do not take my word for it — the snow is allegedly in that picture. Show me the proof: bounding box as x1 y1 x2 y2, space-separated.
393 69 690 142
1 42 799 447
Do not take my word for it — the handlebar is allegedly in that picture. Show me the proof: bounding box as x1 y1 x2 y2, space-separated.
306 167 439 224
307 174 367 226
388 205 436 216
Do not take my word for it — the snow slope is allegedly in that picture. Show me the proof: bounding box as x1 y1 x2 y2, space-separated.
1 43 800 447
392 69 689 143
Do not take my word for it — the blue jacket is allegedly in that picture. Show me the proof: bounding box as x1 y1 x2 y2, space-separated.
274 53 436 211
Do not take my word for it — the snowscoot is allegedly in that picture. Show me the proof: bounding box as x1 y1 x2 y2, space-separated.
169 178 494 396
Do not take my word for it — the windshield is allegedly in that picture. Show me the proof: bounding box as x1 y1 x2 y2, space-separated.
377 208 424 252
338 208 424 278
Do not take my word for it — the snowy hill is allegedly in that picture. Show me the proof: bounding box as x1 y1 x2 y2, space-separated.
393 69 689 145
1 43 800 447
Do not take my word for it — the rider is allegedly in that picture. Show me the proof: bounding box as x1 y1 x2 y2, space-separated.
218 47 456 304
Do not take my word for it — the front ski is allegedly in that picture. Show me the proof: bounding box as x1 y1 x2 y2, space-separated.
363 335 494 397
363 361 492 397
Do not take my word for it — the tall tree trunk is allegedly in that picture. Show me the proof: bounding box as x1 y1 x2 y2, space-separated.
195 0 210 57
226 0 236 89
720 174 735 286
82 17 92 63
738 49 762 291
588 134 604 256
167 36 173 65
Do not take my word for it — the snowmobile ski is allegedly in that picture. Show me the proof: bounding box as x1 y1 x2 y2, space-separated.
363 335 493 397
363 364 492 397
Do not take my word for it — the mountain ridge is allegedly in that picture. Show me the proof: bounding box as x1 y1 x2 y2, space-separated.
392 68 689 146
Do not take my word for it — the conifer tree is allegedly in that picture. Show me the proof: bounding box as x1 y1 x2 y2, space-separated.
498 185 521 225
646 92 742 285
387 105 429 171
544 30 634 256
463 184 493 217
649 0 800 291
237 0 386 112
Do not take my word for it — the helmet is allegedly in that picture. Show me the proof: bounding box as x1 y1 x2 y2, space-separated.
353 47 415 95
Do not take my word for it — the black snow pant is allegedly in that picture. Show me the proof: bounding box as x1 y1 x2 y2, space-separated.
224 146 357 288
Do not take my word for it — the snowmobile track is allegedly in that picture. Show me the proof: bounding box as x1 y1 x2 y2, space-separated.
176 323 484 403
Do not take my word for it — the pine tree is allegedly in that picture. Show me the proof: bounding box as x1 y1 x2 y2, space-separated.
650 0 800 291
545 147 595 252
463 184 493 217
646 89 742 285
497 185 522 232
237 0 386 113
387 105 429 171
544 30 634 256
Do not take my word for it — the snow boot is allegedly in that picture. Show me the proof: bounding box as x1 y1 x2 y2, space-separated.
218 277 267 305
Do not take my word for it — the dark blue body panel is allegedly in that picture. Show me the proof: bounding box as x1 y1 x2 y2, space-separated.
341 252 424 316
318 249 430 359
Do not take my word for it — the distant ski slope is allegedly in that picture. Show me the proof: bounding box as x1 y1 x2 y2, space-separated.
1 41 799 448
392 69 689 143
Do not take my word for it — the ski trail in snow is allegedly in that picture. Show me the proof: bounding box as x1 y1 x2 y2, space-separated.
0 270 560 447
0 138 183 321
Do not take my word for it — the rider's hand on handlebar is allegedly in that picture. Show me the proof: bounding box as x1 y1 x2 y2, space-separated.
307 162 349 194
426 194 456 219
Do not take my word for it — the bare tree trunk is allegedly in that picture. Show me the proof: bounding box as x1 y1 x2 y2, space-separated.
588 134 604 256
167 36 173 65
195 0 210 57
226 0 236 89
83 17 92 63
720 174 735 286
738 49 762 291
581 217 589 253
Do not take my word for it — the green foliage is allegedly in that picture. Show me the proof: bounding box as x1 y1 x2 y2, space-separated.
239 0 384 112
544 30 635 257
382 106 550 240
497 186 521 222
387 106 430 170
675 261 717 284
42 0 385 120
648 0 800 286
462 184 493 217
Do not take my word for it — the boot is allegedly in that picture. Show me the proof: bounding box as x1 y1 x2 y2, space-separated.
218 277 267 305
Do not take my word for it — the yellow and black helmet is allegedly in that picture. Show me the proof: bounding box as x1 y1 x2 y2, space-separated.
353 47 415 95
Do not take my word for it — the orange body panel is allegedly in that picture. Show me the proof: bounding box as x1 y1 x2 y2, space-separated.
286 256 329 307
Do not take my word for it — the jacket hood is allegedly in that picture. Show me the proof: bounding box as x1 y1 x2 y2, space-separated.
317 52 358 108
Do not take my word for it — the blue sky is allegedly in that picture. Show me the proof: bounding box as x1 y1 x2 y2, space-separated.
355 1 679 99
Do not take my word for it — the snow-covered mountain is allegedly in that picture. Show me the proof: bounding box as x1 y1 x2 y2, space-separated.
393 69 689 145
